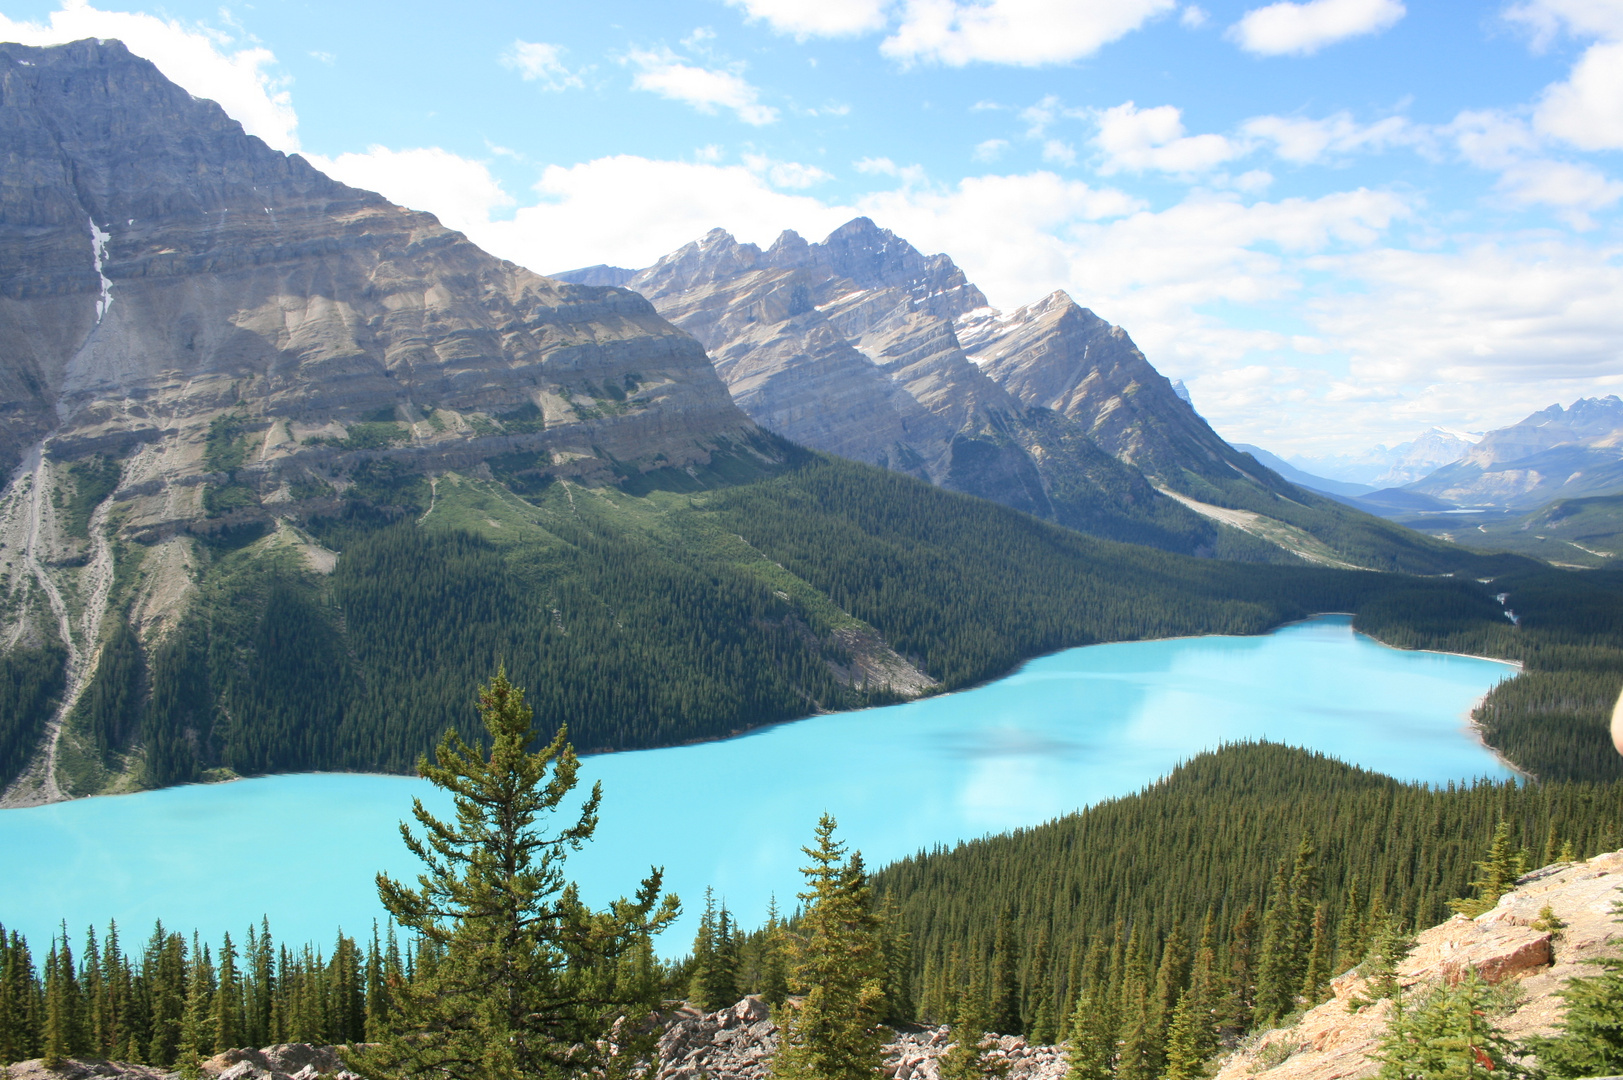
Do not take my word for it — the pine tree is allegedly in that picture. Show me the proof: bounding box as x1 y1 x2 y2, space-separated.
214 933 239 1053
353 670 679 1080
1300 905 1332 1007
940 963 1009 1080
1223 905 1258 1038
757 897 791 1007
176 936 215 1079
988 910 1021 1036
878 894 914 1026
1255 836 1319 1022
1377 970 1528 1080
1064 939 1116 1080
1164 913 1221 1080
773 815 888 1080
689 890 739 1011
1449 823 1528 918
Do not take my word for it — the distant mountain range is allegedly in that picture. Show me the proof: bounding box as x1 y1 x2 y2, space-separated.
558 225 1461 573
1284 429 1481 490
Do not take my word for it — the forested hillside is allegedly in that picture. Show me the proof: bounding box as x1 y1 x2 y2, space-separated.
871 742 1623 1044
31 442 1558 798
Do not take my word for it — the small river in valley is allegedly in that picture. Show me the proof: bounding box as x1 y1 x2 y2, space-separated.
0 616 1515 953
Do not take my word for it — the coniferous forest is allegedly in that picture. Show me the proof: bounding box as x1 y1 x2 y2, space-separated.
6 742 1623 1072
17 447 1621 797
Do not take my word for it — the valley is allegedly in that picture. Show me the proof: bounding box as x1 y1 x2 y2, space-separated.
2 27 1623 1080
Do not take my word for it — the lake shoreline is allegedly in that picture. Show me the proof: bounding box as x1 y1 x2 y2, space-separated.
1 612 1528 812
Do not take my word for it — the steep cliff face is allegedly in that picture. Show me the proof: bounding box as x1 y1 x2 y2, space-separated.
0 38 753 498
0 38 780 806
957 291 1271 489
615 221 1223 553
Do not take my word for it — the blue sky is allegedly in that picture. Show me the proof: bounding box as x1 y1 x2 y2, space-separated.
2 0 1621 457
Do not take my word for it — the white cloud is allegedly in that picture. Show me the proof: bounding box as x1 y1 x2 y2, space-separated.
1229 0 1405 56
880 0 1177 66
973 138 1010 161
1495 159 1623 228
1041 139 1077 165
1181 5 1210 27
478 156 858 274
1241 112 1415 163
1535 40 1623 150
1447 110 1540 170
1317 241 1623 387
1505 0 1623 48
1093 102 1244 174
853 156 929 185
304 146 515 235
500 40 583 91
856 171 1145 306
725 0 892 36
626 48 779 125
742 154 835 188
0 0 298 150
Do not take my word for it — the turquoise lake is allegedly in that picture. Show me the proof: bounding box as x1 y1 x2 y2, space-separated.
0 615 1515 954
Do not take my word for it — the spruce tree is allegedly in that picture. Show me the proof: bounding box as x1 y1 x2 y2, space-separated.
1377 971 1528 1080
214 934 239 1053
1449 823 1528 918
940 964 1008 1080
757 898 790 1007
773 815 888 1080
988 911 1021 1036
1300 905 1331 1007
1063 939 1116 1080
352 670 679 1080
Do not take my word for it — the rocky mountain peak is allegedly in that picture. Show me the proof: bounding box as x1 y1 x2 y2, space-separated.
764 228 813 268
805 217 988 320
630 228 767 299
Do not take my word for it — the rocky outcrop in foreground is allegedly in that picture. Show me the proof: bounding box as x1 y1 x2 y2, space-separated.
654 995 1067 1080
2 1044 357 1080
4 1001 1073 1080
1216 850 1623 1080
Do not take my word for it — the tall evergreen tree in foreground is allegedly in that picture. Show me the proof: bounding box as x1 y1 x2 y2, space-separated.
773 815 888 1080
353 670 679 1080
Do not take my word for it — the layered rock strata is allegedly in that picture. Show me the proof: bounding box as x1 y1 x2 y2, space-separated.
602 221 1222 552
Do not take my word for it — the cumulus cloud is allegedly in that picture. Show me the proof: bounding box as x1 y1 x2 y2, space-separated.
1093 102 1243 174
880 0 1177 66
626 48 778 125
1240 112 1415 163
0 0 298 150
1318 241 1623 387
1505 0 1623 48
1495 159 1623 228
303 146 516 236
1535 39 1623 150
481 156 857 274
725 0 892 36
500 40 583 91
742 154 835 188
973 138 1010 161
1229 0 1405 56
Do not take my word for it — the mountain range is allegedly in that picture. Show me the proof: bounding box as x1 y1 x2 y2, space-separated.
559 224 1463 574
0 38 1531 807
